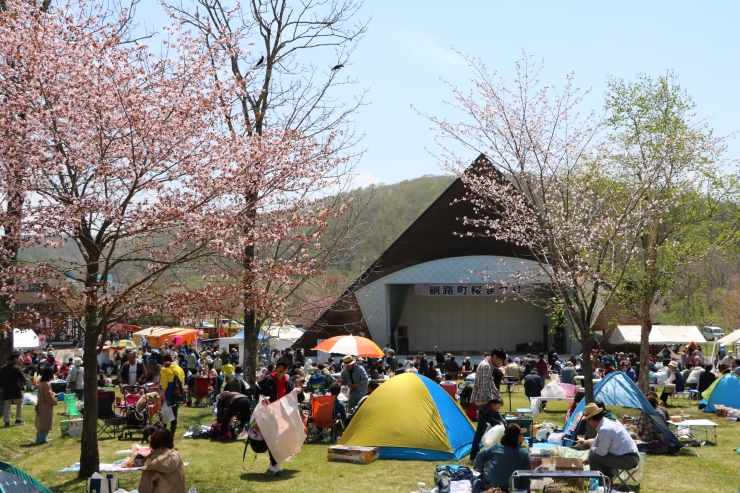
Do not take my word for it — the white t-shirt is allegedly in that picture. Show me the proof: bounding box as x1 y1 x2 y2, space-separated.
127 363 139 385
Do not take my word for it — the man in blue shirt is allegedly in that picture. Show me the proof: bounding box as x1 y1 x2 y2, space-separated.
328 384 346 442
620 360 637 382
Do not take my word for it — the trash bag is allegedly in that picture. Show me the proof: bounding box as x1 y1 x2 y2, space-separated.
161 403 175 424
541 381 566 398
23 393 38 406
482 423 505 448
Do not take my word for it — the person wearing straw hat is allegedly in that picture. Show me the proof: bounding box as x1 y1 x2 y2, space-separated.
338 355 368 411
577 402 638 480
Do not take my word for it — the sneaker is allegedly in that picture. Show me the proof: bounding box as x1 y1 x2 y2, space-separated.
3 422 9 428
15 420 25 425
272 464 281 476
266 464 275 474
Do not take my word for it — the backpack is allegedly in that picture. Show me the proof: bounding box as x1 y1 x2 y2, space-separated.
166 372 186 404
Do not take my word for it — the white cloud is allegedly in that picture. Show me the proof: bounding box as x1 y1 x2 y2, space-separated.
353 169 380 188
421 40 467 68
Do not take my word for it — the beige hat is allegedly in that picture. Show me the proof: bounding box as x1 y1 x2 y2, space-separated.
584 402 602 420
73 357 83 366
668 361 678 368
343 355 355 365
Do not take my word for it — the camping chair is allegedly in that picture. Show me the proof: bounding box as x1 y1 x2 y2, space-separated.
64 393 82 418
307 394 340 443
97 390 121 438
613 463 640 492
192 377 211 407
668 389 689 407
305 381 326 395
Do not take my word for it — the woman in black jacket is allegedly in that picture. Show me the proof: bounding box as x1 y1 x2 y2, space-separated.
254 357 295 476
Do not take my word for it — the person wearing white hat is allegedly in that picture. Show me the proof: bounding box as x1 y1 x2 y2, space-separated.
660 361 685 406
577 402 639 480
67 357 85 400
338 355 368 411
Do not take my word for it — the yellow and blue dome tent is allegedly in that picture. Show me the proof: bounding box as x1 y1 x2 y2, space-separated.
701 373 740 412
338 373 474 460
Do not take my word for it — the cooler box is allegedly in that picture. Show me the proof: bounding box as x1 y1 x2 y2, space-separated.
51 381 68 394
60 419 83 437
327 445 379 464
507 416 533 437
540 457 585 488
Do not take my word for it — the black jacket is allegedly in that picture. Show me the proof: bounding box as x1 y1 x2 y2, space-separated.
419 358 429 375
443 359 460 373
255 373 294 403
0 362 26 400
118 360 145 386
698 370 716 394
524 373 543 398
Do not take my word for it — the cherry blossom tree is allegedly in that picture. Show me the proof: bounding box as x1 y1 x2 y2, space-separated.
0 0 248 476
423 54 658 401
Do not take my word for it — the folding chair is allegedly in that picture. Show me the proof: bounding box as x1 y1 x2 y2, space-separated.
97 390 121 438
307 394 340 443
612 464 640 492
192 377 211 407
64 393 82 418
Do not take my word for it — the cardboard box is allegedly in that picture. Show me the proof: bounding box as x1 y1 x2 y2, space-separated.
60 419 83 437
540 458 585 488
327 445 379 464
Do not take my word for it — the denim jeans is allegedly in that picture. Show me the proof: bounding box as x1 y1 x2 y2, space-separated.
36 430 49 444
469 404 487 461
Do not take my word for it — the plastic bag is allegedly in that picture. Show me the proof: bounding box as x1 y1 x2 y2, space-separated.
541 381 566 398
482 423 505 448
559 383 578 398
23 393 38 406
161 403 175 424
434 467 451 493
547 432 565 444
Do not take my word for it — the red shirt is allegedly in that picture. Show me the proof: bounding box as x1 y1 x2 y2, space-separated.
272 372 287 400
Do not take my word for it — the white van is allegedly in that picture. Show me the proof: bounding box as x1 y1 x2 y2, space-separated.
702 326 725 340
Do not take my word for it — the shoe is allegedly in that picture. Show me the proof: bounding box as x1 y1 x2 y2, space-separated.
266 464 275 474
15 420 25 425
272 464 281 476
3 422 9 427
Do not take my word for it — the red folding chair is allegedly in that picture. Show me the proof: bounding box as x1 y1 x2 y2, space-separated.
192 377 211 407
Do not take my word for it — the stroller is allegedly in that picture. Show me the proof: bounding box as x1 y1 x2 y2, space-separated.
117 385 160 440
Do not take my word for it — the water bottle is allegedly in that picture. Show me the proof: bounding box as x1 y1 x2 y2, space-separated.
189 487 197 493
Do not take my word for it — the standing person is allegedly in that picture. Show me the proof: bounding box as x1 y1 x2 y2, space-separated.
469 348 507 461
338 355 368 411
138 429 187 493
386 350 398 373
119 351 145 391
576 403 639 480
535 354 549 388
67 357 85 400
434 346 445 366
160 353 186 433
0 351 27 427
254 357 296 476
417 352 428 375
185 349 198 377
34 367 57 444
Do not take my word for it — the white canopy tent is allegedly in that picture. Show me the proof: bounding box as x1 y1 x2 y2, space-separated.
717 329 740 346
218 324 305 365
609 325 707 345
13 329 39 349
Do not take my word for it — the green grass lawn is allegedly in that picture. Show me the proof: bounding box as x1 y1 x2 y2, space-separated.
1 388 738 493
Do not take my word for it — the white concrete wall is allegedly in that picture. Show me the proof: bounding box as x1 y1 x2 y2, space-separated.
399 295 547 354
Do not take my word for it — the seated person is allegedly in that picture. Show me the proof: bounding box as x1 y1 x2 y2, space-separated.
645 391 668 425
444 355 461 375
469 397 506 461
326 384 346 442
472 423 531 493
345 380 380 425
565 390 585 423
660 361 685 406
307 368 328 390
291 375 306 404
637 392 674 454
685 364 704 390
697 364 717 394
367 363 381 380
523 372 544 410
576 403 639 480
560 361 576 384
138 429 186 493
224 376 249 396
439 374 458 398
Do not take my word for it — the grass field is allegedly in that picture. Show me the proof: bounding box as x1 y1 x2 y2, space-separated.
1 388 738 493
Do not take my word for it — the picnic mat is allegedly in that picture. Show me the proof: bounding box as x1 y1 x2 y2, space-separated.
59 459 190 473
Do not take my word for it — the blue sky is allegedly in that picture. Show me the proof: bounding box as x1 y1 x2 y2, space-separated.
137 1 740 187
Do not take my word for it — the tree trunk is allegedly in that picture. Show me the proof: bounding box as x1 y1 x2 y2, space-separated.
638 318 652 393
580 331 595 403
242 309 257 388
78 307 100 478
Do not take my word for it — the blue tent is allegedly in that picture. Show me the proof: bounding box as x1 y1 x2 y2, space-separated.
561 371 683 453
701 373 740 412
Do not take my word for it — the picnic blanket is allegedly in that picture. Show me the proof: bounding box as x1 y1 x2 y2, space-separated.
59 459 190 473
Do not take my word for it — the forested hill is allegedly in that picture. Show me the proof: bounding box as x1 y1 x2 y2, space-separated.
332 174 454 277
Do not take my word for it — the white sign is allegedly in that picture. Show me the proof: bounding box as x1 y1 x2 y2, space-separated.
414 283 535 297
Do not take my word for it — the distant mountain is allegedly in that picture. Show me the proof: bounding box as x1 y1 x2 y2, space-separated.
331 174 455 277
